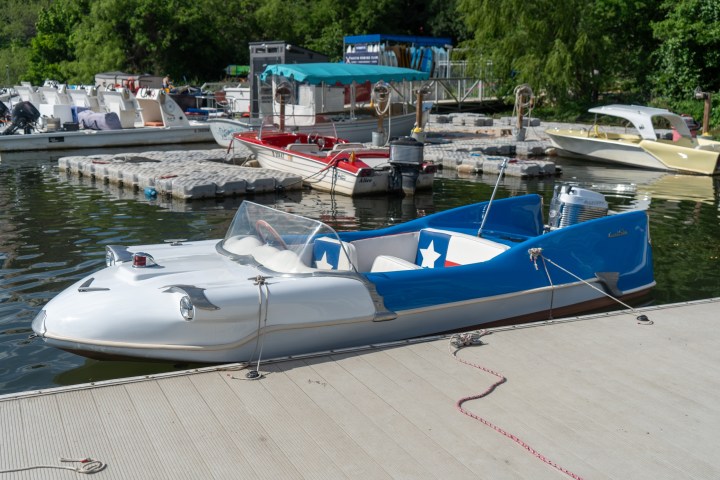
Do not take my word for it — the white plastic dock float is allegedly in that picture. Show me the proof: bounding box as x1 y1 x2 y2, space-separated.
58 149 303 199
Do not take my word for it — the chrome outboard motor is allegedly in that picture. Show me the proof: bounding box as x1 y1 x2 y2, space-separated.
2 101 41 135
547 184 608 229
389 136 424 196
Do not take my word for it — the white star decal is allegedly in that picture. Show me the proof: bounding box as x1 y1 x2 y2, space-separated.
315 252 334 270
419 240 441 268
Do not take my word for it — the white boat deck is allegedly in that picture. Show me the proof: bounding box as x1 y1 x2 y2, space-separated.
2 298 719 479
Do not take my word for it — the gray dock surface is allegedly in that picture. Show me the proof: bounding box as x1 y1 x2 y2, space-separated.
2 298 719 479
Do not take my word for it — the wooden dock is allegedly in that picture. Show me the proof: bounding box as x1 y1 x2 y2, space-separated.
2 298 719 479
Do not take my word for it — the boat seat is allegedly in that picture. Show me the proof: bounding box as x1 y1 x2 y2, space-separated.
368 228 509 273
222 235 262 255
286 143 321 154
415 228 509 268
313 237 358 271
332 143 365 151
370 255 422 273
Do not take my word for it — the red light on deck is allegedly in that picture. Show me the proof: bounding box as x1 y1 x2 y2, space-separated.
358 168 373 177
132 252 157 268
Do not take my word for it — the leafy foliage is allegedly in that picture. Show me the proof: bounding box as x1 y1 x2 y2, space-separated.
1 0 719 130
651 0 720 98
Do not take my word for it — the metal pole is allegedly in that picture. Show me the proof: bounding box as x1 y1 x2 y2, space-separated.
478 158 508 237
702 93 711 136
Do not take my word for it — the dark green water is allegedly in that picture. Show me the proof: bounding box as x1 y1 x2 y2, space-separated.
1 155 718 396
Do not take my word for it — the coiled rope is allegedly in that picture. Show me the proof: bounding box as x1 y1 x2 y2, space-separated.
0 457 106 475
450 331 585 480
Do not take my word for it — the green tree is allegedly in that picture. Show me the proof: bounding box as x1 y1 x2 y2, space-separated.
651 0 720 99
0 0 53 85
457 0 659 107
26 0 88 84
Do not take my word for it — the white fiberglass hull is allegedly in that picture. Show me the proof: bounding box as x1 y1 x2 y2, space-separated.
245 144 391 196
547 128 720 175
0 123 213 153
547 129 668 170
34 242 649 364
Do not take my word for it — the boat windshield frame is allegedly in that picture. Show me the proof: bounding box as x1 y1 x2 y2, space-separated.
218 201 348 273
589 104 694 141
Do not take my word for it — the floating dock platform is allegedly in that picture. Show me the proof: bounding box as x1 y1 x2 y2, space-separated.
2 298 719 479
423 114 561 177
58 149 303 199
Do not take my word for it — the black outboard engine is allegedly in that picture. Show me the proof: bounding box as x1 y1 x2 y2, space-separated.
547 185 609 229
3 101 41 135
388 136 424 196
0 101 9 121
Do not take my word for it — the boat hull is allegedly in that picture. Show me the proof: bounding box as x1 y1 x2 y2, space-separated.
210 114 417 148
244 142 391 196
0 124 213 152
547 127 720 175
38 279 653 363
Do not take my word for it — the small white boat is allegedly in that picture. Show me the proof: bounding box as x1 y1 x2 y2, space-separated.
233 130 435 196
32 186 655 363
546 104 720 175
0 87 213 153
210 62 430 148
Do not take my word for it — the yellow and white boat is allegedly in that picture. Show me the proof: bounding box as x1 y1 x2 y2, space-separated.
546 104 720 175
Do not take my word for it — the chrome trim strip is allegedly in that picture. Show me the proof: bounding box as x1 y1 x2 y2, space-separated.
106 245 133 264
163 285 220 310
78 278 110 292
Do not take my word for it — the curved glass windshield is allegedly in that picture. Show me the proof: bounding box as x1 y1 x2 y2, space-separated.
220 201 350 273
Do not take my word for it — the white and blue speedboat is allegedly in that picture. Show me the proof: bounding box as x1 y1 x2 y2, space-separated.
32 186 655 363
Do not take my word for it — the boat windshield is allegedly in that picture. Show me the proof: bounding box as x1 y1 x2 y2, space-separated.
219 201 347 273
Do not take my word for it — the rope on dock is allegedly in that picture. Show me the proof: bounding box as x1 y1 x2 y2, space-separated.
450 330 585 480
0 457 106 474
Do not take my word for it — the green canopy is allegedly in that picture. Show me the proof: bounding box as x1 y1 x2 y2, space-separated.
259 63 429 85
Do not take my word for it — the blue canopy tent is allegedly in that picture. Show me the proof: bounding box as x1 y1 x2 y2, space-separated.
259 63 429 85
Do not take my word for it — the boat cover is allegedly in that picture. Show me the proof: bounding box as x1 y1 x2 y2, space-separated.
78 110 123 130
259 63 429 85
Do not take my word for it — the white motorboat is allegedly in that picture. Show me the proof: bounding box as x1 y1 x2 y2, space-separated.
210 62 430 148
32 186 655 363
233 130 435 196
0 87 213 153
546 104 720 175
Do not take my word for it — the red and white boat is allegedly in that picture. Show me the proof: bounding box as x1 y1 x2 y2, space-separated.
233 130 435 196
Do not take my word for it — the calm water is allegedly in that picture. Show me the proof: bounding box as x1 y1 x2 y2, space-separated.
1 152 719 396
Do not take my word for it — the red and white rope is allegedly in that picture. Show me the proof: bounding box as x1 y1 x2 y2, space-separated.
451 331 584 480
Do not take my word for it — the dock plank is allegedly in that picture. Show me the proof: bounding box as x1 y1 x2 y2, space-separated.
262 361 392 479
188 371 302 479
379 341 587 479
220 369 347 479
157 376 260 479
285 357 432 479
57 390 122 480
91 385 170 479
303 352 477 479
